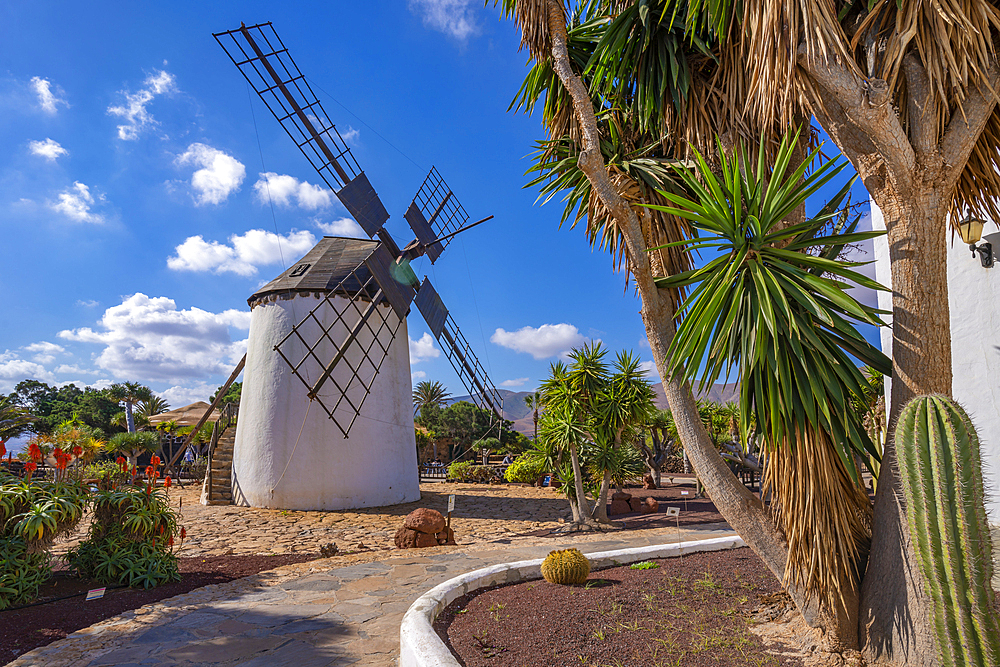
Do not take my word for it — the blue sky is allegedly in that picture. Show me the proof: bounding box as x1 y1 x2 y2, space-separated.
0 1 878 411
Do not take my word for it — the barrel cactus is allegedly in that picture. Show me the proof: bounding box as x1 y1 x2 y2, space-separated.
895 395 1000 667
540 548 590 585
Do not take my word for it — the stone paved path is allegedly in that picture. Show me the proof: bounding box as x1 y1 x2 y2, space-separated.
17 522 735 667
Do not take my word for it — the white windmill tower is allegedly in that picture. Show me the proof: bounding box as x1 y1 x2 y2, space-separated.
215 23 504 510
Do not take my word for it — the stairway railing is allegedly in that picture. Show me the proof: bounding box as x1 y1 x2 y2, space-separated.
204 402 239 501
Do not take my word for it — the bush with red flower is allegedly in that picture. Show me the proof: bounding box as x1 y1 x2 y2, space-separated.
67 454 184 589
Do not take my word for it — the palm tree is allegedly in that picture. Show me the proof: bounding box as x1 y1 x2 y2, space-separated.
495 0 823 641
106 382 153 434
136 396 170 419
0 394 34 441
522 391 542 439
412 381 451 416
107 431 159 472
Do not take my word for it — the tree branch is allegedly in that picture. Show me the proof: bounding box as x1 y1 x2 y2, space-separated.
901 53 937 160
798 46 915 192
940 61 1000 190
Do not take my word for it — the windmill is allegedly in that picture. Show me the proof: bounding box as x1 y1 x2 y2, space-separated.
214 22 503 510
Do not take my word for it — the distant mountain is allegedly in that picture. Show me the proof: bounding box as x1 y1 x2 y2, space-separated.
449 382 739 437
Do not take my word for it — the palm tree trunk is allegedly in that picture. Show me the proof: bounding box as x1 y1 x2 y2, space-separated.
543 0 855 647
125 401 136 434
568 442 591 525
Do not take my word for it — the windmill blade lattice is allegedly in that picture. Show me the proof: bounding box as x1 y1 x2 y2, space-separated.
214 23 391 237
414 278 503 419
270 244 408 438
404 167 469 263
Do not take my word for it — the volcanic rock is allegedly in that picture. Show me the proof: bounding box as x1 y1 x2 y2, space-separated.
404 507 446 534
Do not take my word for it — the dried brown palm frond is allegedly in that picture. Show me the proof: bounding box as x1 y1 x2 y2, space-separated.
763 427 873 610
953 109 1000 222
492 0 565 62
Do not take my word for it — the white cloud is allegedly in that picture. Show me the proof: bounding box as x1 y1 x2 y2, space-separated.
167 229 317 277
408 0 480 39
31 77 68 114
175 143 246 205
59 293 250 383
54 364 98 375
77 300 99 308
491 323 586 360
638 360 658 377
499 377 529 388
340 127 360 144
107 70 177 140
315 217 366 238
253 172 332 210
0 351 55 393
49 182 104 223
23 341 65 365
409 333 440 363
158 382 216 407
29 138 68 161
411 370 427 382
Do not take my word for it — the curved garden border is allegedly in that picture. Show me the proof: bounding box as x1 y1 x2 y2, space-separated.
399 534 747 667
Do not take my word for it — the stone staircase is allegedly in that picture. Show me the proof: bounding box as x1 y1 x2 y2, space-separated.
201 429 236 505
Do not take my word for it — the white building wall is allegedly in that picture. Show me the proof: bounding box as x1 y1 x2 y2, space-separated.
872 203 1000 525
232 293 420 510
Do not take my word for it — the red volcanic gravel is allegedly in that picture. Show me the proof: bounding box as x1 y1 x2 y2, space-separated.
435 547 802 667
0 554 316 665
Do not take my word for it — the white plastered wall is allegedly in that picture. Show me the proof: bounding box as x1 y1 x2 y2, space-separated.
232 293 420 510
871 202 1000 525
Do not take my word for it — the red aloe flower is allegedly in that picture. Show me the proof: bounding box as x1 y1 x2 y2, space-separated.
24 461 37 472
180 527 186 540
72 445 83 458
151 455 161 467
168 536 174 547
164 476 172 488
0 441 6 459
28 443 42 462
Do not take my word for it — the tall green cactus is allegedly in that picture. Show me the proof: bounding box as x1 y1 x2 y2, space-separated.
895 395 1000 667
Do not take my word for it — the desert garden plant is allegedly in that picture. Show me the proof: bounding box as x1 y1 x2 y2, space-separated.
0 472 88 609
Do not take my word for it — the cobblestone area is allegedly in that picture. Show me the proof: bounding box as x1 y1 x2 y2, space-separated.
53 482 576 559
18 523 736 667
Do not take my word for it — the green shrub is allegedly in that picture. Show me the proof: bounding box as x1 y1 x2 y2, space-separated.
504 453 545 483
67 486 181 589
83 460 130 490
0 473 89 609
447 460 473 481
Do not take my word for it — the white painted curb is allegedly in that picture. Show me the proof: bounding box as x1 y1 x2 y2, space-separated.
399 535 747 667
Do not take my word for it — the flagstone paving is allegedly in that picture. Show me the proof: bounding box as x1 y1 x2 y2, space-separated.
20 521 735 667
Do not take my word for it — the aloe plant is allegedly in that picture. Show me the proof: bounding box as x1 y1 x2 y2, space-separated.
895 395 1000 667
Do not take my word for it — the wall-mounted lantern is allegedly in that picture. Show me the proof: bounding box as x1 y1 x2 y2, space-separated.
957 217 994 268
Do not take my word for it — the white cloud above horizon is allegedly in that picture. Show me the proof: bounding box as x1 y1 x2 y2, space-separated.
175 143 246 205
59 293 250 383
499 377 529 388
168 229 316 277
31 77 68 114
408 0 480 39
49 182 104 223
491 323 586 360
253 172 332 210
638 360 657 377
0 351 55 393
29 138 68 161
158 382 217 408
315 217 366 238
411 370 427 382
108 70 176 140
409 333 440 363
24 341 66 365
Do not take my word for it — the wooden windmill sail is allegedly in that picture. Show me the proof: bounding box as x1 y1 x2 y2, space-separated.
215 22 503 439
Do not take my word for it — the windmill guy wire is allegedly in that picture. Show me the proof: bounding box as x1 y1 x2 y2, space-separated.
247 81 287 271
306 76 425 174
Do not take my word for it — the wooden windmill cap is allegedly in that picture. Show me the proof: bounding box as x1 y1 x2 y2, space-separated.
248 236 392 309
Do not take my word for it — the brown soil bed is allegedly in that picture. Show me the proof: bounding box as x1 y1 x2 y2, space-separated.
0 554 316 665
435 547 802 667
